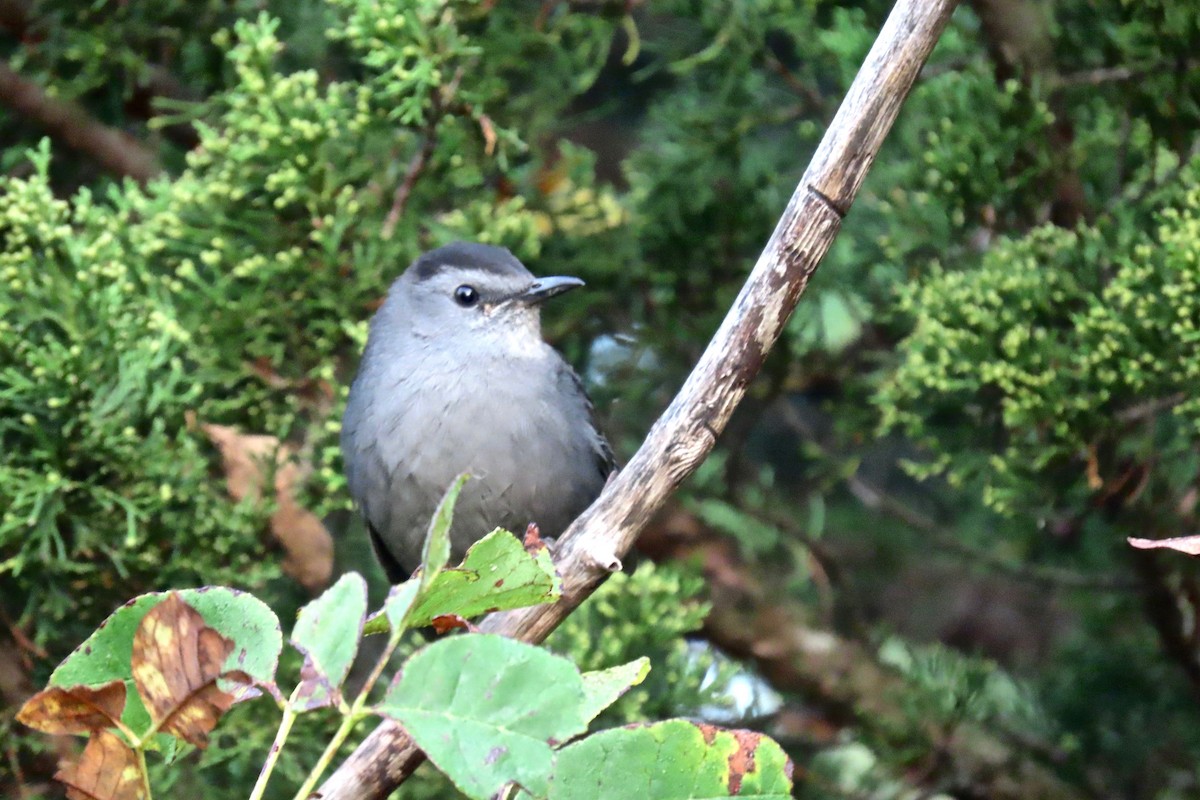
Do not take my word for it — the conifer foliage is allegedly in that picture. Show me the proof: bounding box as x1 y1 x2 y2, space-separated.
3 1 1200 798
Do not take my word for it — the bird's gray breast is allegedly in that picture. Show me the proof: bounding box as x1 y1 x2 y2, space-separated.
342 334 605 572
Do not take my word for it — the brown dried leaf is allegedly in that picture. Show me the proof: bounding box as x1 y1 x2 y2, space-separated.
1178 486 1199 518
202 423 333 592
271 498 335 593
1085 444 1102 491
478 114 497 156
201 424 279 504
1128 535 1200 556
55 730 146 800
18 681 127 735
130 594 249 748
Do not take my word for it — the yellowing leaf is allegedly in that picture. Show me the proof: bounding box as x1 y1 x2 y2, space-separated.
18 681 127 736
130 593 249 747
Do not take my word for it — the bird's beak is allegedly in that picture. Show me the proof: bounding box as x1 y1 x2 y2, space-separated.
516 276 585 305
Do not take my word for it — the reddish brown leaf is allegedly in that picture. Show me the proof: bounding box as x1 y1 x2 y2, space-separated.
1128 535 1200 556
202 423 333 592
430 614 472 634
727 727 764 794
55 730 146 800
130 593 249 748
692 723 795 794
523 522 546 555
18 681 127 735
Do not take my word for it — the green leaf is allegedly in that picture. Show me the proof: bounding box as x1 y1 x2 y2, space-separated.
383 578 421 631
363 527 558 636
50 588 282 745
376 634 589 799
578 658 650 725
818 291 865 352
289 572 368 711
421 473 470 590
550 720 794 799
407 528 560 627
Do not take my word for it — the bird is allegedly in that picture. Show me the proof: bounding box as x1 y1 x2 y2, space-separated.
340 241 614 582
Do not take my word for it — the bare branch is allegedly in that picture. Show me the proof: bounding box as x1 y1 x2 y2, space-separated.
381 136 436 239
0 63 161 183
1129 549 1200 698
319 1 960 796
1115 392 1185 424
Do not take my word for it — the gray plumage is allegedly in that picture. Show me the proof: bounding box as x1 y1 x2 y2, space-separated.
341 242 613 581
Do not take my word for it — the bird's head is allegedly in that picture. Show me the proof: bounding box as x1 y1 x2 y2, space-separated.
390 242 583 352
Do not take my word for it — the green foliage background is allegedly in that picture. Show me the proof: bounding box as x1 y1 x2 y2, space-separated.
3 0 1200 798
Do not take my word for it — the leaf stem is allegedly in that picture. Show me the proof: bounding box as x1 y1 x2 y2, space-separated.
356 630 402 704
110 716 141 746
290 629 406 800
135 745 153 800
290 711 361 800
249 704 297 800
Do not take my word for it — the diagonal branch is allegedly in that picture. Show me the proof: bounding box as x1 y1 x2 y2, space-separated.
0 62 162 182
319 1 960 797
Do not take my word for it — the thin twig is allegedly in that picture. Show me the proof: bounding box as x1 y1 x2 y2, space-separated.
637 504 1092 800
0 607 47 670
843 473 1139 591
1115 392 1185 424
381 66 467 239
770 400 1137 592
762 51 824 109
4 732 30 800
1129 548 1200 698
381 136 437 239
1052 61 1199 90
292 620 410 798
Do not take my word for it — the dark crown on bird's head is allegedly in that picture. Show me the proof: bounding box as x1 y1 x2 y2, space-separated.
411 242 531 283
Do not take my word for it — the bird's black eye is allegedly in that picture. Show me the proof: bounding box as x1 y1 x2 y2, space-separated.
454 285 479 307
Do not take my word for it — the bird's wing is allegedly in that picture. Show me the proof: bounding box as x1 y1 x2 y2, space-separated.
368 519 411 584
343 374 414 572
558 360 616 481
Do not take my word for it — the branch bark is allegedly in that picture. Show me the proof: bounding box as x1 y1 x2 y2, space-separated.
319 1 960 796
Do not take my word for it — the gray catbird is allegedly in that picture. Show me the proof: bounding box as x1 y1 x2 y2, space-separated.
341 242 614 582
